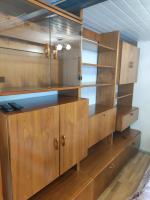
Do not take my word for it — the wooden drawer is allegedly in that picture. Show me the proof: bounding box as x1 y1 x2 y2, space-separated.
74 181 93 200
93 152 127 199
116 108 139 131
89 108 116 147
93 135 140 199
129 134 141 157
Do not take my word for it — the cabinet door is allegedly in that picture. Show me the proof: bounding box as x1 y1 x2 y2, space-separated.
60 100 88 175
119 42 139 84
8 106 59 200
89 108 116 147
0 162 3 200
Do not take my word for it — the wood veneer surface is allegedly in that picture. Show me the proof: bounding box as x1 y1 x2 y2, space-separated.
30 129 140 200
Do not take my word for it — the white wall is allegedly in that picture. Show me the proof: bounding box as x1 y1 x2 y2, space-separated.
132 41 150 152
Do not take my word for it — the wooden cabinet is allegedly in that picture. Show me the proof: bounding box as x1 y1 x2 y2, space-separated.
30 129 140 200
0 161 3 200
116 107 139 132
60 100 88 174
89 108 116 147
119 42 140 84
3 106 60 200
0 98 88 200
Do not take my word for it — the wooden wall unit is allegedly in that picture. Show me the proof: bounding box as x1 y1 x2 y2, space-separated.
0 4 141 198
0 97 88 200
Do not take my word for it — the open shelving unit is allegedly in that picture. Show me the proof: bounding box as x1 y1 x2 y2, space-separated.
79 28 120 147
81 29 120 116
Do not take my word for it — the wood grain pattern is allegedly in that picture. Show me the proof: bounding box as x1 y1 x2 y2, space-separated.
27 0 82 24
59 99 88 174
8 106 59 200
89 108 116 147
96 31 120 107
83 28 99 42
116 107 139 132
30 129 140 200
0 160 3 200
0 48 50 89
0 112 13 200
119 41 140 84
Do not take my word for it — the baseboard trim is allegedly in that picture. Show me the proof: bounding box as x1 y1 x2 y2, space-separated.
139 149 150 155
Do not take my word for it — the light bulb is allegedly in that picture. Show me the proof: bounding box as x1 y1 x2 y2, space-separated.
66 44 71 50
56 44 63 51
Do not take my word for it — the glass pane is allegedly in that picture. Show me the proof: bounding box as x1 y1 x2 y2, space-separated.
82 40 98 64
81 40 98 104
81 67 97 84
0 0 51 90
0 0 81 92
81 87 97 105
50 15 81 86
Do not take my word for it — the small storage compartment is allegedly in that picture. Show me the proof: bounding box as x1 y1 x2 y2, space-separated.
116 107 139 131
89 107 116 147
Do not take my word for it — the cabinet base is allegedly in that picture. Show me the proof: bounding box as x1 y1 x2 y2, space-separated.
30 128 141 200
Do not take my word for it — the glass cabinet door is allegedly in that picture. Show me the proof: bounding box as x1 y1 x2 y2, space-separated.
0 0 81 92
50 15 81 86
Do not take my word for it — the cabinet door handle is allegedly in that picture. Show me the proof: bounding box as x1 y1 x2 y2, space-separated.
54 138 59 150
61 135 66 146
129 62 134 68
130 112 134 116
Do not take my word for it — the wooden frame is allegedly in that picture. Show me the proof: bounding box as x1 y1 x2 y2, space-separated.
81 28 120 146
27 0 82 24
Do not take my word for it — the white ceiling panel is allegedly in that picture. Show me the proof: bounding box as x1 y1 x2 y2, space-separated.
83 0 150 42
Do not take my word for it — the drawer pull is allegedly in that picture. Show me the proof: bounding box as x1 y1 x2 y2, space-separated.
61 135 66 146
54 138 59 150
130 112 134 116
129 62 134 68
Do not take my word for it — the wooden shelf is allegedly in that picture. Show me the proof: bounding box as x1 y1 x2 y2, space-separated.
30 129 140 200
0 85 81 96
117 93 133 99
0 95 85 114
82 63 115 69
98 43 116 52
81 83 113 88
89 104 115 117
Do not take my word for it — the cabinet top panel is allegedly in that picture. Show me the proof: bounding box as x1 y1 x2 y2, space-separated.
0 95 88 115
0 0 81 44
